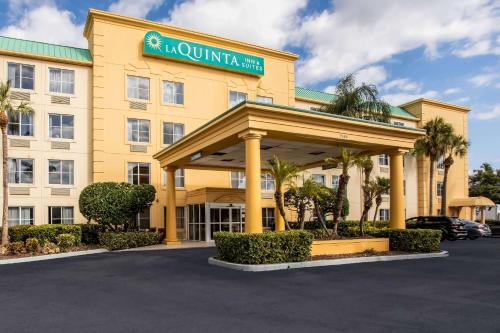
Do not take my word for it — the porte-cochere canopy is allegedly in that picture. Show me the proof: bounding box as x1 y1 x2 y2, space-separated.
154 101 425 244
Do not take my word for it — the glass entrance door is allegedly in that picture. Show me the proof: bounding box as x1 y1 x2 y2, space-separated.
209 206 244 240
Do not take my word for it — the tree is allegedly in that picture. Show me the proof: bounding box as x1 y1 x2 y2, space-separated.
356 156 374 235
372 177 390 227
0 81 34 245
413 117 453 215
325 148 365 234
268 156 300 230
469 163 500 204
441 134 469 214
284 181 313 230
321 74 391 123
127 184 157 230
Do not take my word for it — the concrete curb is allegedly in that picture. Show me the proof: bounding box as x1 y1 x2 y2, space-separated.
208 251 449 272
0 249 109 265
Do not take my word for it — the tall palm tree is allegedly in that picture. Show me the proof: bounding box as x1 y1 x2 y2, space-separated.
372 177 390 227
268 156 300 230
325 148 365 234
413 117 453 215
321 74 391 123
441 134 469 214
0 81 34 245
356 156 374 235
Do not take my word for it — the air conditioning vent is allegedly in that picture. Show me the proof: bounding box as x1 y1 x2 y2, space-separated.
11 91 30 101
51 141 70 150
129 101 147 110
130 145 147 153
10 187 30 195
51 188 70 196
9 139 30 148
380 166 389 173
51 95 70 105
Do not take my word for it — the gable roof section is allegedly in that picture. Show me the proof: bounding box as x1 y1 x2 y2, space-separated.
0 35 92 65
295 86 419 120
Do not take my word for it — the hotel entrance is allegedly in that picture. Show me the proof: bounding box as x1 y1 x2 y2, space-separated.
187 203 245 242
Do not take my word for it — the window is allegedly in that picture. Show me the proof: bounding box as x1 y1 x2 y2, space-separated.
176 207 185 228
48 206 74 224
262 208 275 228
8 63 34 90
261 173 275 191
312 174 326 186
256 95 273 104
48 160 74 185
127 75 149 100
49 68 74 94
437 156 444 170
163 81 184 104
231 171 245 189
175 169 185 188
163 122 184 144
229 91 247 107
49 114 74 139
379 209 390 221
127 119 150 143
8 158 33 184
379 154 389 166
437 181 444 197
8 207 33 226
128 162 150 184
8 112 33 137
332 175 339 190
135 207 150 230
393 121 405 127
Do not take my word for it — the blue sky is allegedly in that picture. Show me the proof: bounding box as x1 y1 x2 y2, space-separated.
0 0 499 171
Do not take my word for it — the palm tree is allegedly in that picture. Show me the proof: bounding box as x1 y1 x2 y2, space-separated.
441 134 469 214
325 148 365 234
356 156 374 235
372 177 390 227
0 81 34 245
413 117 453 215
302 178 330 232
268 156 300 230
321 74 391 123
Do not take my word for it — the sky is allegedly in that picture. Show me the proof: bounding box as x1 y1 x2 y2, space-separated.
0 0 499 171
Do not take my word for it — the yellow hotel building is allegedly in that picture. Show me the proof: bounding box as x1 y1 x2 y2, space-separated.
0 9 472 241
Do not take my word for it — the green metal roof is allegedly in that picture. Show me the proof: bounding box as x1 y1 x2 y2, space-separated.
295 86 418 120
0 35 92 64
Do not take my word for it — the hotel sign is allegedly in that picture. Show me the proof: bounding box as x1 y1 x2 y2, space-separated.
143 31 264 76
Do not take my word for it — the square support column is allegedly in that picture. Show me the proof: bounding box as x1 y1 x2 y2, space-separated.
389 150 406 229
239 130 267 234
164 166 181 245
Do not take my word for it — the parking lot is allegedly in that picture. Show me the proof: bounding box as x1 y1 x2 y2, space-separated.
1 238 499 333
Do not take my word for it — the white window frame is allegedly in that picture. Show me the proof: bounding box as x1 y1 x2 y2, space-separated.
127 75 150 101
163 122 184 144
8 62 34 90
8 206 34 226
379 154 389 166
312 174 326 186
332 175 339 190
163 80 184 105
127 118 150 143
229 91 247 108
8 111 33 137
48 114 74 140
437 156 444 170
379 208 390 221
261 173 275 191
8 158 34 184
48 206 74 224
437 181 444 197
262 207 275 228
127 162 150 185
48 160 74 185
256 95 273 104
231 171 246 189
175 169 185 188
49 67 75 95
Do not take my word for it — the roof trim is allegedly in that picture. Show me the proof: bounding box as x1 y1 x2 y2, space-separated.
399 98 470 112
84 9 299 61
449 196 495 207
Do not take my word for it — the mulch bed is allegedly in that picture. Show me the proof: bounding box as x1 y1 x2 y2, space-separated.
0 244 101 260
311 251 408 261
313 235 377 241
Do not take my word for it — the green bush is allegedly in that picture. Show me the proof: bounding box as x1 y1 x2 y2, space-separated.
56 233 77 250
368 229 441 253
98 231 160 250
80 224 104 244
214 230 313 264
8 241 26 255
42 242 60 254
2 224 82 244
25 238 41 253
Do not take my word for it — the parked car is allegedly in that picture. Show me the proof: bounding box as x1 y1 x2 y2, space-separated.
405 216 468 241
459 219 492 239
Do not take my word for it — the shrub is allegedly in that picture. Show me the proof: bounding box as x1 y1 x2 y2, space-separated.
8 241 26 255
214 230 313 264
98 231 160 250
80 224 104 244
56 233 77 250
3 224 81 244
42 242 60 255
368 229 441 253
25 238 41 253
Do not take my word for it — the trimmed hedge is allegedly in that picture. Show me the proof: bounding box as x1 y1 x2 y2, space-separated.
213 230 313 264
368 229 441 253
2 225 82 244
98 231 161 250
80 224 105 244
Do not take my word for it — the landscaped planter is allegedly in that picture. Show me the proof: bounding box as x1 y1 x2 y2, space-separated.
311 238 389 256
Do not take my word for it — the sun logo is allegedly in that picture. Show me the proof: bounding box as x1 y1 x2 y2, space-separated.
146 33 162 50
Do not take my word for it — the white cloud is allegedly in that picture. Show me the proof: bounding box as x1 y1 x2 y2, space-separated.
0 4 85 47
444 87 462 95
383 78 421 93
468 73 500 87
295 0 500 85
354 66 387 85
108 0 163 19
380 77 437 105
453 37 500 57
453 97 470 104
383 91 438 106
164 0 307 49
471 105 500 120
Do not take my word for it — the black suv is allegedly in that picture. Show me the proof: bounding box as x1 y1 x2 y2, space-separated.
405 216 468 241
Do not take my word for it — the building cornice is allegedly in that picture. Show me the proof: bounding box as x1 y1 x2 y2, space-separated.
400 98 470 113
0 49 92 67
